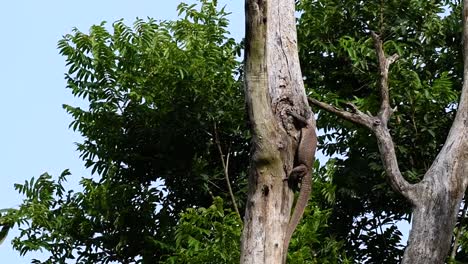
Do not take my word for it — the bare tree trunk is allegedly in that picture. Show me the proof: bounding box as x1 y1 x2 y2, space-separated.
240 0 315 263
403 183 463 263
309 2 468 263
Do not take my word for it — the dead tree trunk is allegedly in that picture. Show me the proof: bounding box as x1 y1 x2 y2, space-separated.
240 0 316 263
310 2 468 263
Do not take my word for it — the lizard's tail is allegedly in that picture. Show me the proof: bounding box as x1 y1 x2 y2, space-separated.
283 172 313 263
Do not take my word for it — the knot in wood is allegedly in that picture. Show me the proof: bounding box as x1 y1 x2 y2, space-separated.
261 185 270 196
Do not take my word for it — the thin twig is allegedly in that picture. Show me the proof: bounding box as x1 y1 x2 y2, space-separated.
213 122 241 219
376 213 388 249
207 180 224 192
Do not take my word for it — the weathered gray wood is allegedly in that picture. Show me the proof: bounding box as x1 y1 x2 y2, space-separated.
240 0 314 263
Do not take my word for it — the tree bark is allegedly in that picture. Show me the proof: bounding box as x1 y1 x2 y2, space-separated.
240 0 314 263
402 181 464 263
309 2 468 262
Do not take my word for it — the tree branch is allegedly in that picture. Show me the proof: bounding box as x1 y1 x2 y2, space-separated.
308 32 414 200
308 98 375 129
213 123 241 219
371 31 399 124
453 0 468 125
372 126 412 198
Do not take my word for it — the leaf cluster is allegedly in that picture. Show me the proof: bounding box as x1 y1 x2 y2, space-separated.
162 197 242 264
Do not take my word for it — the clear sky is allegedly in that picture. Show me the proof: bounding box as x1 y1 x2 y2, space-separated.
0 1 243 262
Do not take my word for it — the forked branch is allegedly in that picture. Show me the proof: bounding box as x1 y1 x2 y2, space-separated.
371 32 399 123
309 33 414 200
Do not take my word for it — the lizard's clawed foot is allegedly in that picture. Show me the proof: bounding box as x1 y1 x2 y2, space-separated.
286 110 309 127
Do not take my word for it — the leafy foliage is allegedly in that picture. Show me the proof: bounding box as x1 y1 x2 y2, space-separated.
5 170 174 263
2 1 249 263
162 197 242 264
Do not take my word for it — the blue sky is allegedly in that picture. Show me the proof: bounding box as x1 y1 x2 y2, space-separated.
0 1 243 262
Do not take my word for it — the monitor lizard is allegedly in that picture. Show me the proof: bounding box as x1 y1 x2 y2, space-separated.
283 110 317 262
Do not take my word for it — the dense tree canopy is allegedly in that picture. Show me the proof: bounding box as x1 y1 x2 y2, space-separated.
2 0 468 263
